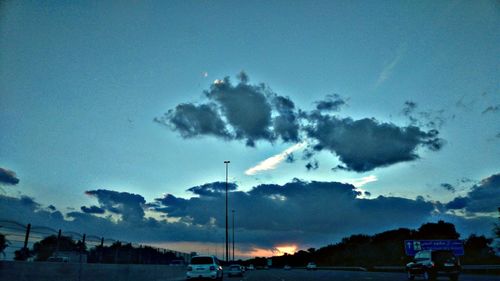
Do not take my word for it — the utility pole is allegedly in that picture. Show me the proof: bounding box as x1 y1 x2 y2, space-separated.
232 209 235 262
224 160 230 263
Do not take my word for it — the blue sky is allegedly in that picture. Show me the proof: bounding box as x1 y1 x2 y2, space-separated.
1 1 499 257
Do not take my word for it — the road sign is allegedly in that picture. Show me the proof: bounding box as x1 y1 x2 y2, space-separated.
404 240 464 256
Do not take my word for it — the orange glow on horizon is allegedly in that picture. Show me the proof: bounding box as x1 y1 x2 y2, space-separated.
147 242 299 259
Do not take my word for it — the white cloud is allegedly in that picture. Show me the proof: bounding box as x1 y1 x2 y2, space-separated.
245 142 306 175
343 175 378 188
374 43 406 88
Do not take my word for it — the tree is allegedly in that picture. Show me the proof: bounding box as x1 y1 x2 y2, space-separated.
32 235 78 261
0 233 7 259
416 220 460 239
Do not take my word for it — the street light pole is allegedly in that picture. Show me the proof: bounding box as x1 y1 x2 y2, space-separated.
232 209 235 262
224 160 230 263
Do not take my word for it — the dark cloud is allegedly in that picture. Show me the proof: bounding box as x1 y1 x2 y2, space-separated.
157 73 300 146
0 167 20 185
401 101 446 130
304 115 444 172
445 197 470 210
315 94 347 112
154 179 437 245
81 205 105 214
0 176 497 252
158 73 445 172
271 95 300 142
305 160 319 171
85 189 146 222
48 205 57 211
482 104 499 114
440 183 456 193
285 153 295 163
445 173 500 213
154 103 230 139
186 181 238 197
402 101 417 117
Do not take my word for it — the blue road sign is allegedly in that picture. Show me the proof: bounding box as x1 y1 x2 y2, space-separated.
404 240 464 256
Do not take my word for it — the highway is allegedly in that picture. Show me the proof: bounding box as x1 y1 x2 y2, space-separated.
189 269 500 281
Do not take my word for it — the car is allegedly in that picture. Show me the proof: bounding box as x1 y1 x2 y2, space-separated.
47 256 69 262
283 265 291 270
406 250 461 281
247 264 255 270
306 262 317 270
186 255 223 280
227 264 244 277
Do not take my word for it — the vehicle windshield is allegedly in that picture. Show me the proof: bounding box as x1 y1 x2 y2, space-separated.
190 257 214 265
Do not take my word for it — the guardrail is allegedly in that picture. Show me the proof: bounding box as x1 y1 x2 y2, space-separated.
283 265 500 274
371 265 500 274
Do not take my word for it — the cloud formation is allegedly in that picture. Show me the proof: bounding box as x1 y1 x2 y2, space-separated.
156 73 299 147
1 175 498 253
482 104 499 114
245 142 306 175
0 167 20 185
85 189 146 222
304 115 444 172
81 205 105 214
157 73 445 173
315 94 347 112
445 173 499 213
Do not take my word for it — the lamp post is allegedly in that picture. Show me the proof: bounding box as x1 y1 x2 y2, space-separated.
224 160 230 263
232 209 235 262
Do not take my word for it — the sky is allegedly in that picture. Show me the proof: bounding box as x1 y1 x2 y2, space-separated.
0 0 499 259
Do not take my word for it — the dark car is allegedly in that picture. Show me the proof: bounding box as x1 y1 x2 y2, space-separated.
406 250 461 281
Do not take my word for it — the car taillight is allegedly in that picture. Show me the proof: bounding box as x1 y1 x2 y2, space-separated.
430 262 435 268
187 266 193 271
210 266 216 271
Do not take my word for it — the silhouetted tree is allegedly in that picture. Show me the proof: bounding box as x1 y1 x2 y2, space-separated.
463 234 499 264
14 248 32 261
416 220 460 239
32 235 78 261
0 233 7 258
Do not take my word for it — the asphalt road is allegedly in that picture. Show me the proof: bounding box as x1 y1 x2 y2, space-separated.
215 269 500 281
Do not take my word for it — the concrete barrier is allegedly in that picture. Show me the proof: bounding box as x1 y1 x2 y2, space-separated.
0 261 186 281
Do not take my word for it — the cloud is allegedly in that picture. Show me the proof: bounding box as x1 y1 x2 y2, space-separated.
156 73 299 147
85 189 146 222
305 160 319 171
343 175 378 188
157 73 445 173
304 114 444 172
482 104 499 114
0 167 20 185
440 183 456 193
445 172 500 213
154 103 230 139
186 181 238 197
374 44 405 88
315 94 347 112
245 142 306 175
1 176 498 254
81 205 105 214
153 179 438 246
401 101 447 130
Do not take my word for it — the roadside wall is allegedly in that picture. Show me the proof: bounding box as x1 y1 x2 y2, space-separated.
0 261 185 281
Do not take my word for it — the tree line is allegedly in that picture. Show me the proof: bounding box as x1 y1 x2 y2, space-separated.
0 234 181 264
246 221 500 267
